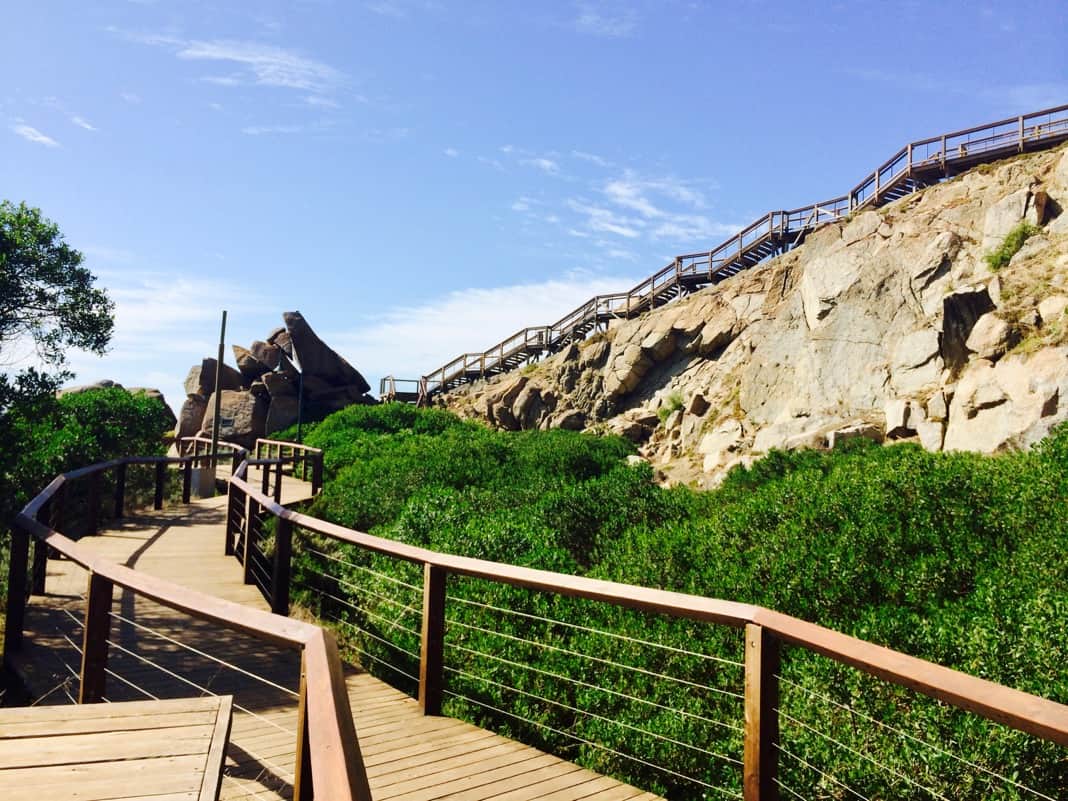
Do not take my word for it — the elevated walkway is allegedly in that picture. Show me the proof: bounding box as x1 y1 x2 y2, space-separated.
11 495 660 801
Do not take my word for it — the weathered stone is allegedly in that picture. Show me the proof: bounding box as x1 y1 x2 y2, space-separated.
915 420 945 451
184 358 243 398
1039 295 1068 325
885 399 912 438
965 313 1017 361
250 340 281 370
175 395 207 440
58 379 123 395
513 385 544 429
263 371 297 397
942 287 996 374
282 311 371 395
641 328 676 360
579 339 610 369
890 328 942 394
265 394 300 434
233 345 271 386
688 394 710 416
982 187 1032 252
553 409 586 431
926 391 948 422
826 423 884 449
199 390 268 450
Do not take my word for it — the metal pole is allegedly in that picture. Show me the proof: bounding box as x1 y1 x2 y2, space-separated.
210 310 228 476
297 369 304 443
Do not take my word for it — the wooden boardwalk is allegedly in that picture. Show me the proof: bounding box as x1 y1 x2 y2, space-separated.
12 492 661 801
0 695 232 801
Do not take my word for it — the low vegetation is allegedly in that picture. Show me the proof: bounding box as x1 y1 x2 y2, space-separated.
985 220 1042 270
0 388 173 611
284 404 1066 799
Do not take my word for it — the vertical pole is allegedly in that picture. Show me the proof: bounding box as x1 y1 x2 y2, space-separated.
51 483 65 534
261 462 271 497
419 564 447 715
294 652 314 801
271 518 293 615
32 502 49 595
1018 115 1025 151
182 458 192 504
86 471 100 537
210 310 228 476
225 486 236 556
297 370 305 444
743 623 780 801
113 462 127 518
79 572 114 703
154 461 166 510
3 526 30 662
274 460 283 504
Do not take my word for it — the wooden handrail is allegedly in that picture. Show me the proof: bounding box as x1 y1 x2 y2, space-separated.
395 102 1068 399
4 456 370 801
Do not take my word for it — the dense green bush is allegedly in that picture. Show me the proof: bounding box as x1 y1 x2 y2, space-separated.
0 387 172 609
286 405 1067 799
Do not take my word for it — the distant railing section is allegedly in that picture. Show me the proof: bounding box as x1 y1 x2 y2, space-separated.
3 455 371 801
386 103 1068 401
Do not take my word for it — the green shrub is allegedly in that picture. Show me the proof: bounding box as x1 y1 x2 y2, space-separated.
286 404 1067 799
984 221 1041 270
656 391 684 423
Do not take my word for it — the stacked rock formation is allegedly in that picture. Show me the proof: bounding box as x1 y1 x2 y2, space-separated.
175 311 374 448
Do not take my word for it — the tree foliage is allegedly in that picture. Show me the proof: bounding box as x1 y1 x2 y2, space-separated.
0 200 113 409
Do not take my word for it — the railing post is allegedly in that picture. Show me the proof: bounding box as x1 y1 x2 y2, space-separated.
182 458 192 504
1019 114 1025 151
419 563 447 715
3 525 30 663
225 485 237 556
51 483 65 534
743 623 780 801
271 518 293 615
113 462 127 518
243 499 257 585
87 470 100 537
231 450 240 475
79 572 114 703
274 460 283 504
32 502 49 595
261 462 271 497
154 460 166 510
312 454 323 496
294 652 314 801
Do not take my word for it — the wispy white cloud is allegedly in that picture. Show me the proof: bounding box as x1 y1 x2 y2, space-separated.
177 39 343 92
365 1 407 17
521 157 561 175
71 114 97 131
571 149 611 167
202 74 243 86
572 2 638 38
478 155 505 171
120 91 142 104
328 273 640 383
241 123 308 135
304 94 341 108
566 199 642 238
11 124 59 147
443 146 460 157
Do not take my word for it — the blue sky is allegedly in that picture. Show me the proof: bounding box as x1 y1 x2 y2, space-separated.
3 0 1066 411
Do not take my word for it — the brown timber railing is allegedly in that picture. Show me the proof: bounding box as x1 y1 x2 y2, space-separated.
3 454 369 801
221 451 1068 800
383 102 1068 401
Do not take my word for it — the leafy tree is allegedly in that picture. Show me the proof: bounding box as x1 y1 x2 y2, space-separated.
0 200 113 410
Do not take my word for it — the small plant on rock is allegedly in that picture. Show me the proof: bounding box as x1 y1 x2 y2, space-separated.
985 221 1041 271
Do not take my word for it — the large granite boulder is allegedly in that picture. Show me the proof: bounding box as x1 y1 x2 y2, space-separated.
184 358 243 399
175 395 208 439
199 390 268 450
283 311 371 395
233 345 271 386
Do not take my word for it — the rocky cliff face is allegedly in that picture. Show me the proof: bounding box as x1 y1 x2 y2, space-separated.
175 311 375 448
445 144 1068 486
